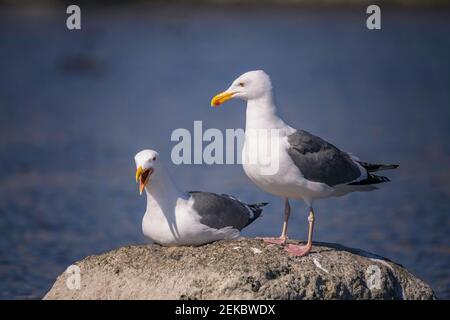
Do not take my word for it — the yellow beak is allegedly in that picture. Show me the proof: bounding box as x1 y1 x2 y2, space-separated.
135 166 153 195
135 166 143 183
211 91 235 107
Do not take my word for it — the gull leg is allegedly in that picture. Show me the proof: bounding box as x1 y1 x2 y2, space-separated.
280 198 291 240
258 198 290 245
285 206 315 257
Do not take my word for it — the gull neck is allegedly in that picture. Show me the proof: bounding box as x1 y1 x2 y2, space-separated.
144 165 186 212
245 92 287 131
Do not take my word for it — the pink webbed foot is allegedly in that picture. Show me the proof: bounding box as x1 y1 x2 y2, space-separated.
284 243 312 257
257 236 288 245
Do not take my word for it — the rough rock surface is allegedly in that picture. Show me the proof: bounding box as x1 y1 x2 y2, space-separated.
44 239 435 300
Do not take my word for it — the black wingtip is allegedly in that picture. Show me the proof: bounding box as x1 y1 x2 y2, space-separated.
357 161 399 172
255 202 269 207
244 203 267 227
349 173 391 185
247 202 269 208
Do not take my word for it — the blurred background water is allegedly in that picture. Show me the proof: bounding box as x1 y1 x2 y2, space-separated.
0 3 449 299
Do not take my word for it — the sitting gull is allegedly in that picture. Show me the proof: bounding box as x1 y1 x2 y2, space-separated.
134 149 267 246
211 70 398 256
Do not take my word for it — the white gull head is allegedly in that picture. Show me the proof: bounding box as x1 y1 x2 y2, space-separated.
211 70 273 106
134 149 162 195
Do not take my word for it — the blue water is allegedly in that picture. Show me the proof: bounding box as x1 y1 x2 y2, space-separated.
0 5 449 299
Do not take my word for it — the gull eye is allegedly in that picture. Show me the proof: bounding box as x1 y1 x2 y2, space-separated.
152 156 156 161
238 82 245 87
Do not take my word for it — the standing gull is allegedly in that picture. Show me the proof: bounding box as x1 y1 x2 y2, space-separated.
211 70 398 256
134 149 267 246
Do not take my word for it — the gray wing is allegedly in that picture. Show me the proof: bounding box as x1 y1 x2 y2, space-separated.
189 191 265 231
287 130 362 186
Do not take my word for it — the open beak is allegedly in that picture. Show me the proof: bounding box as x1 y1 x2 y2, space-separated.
135 166 154 195
211 91 235 107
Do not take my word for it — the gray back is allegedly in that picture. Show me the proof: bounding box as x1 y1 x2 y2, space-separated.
287 130 361 186
189 192 252 231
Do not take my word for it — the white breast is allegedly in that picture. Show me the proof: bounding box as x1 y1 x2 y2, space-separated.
242 133 333 202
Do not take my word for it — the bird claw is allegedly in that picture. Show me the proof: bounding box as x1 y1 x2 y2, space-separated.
284 243 312 257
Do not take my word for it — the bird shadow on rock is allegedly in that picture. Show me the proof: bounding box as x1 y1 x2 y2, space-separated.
308 241 402 267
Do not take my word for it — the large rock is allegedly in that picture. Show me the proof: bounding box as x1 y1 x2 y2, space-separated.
44 239 435 300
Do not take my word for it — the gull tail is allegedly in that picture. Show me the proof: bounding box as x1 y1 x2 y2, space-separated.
348 161 398 186
349 173 391 186
245 202 269 226
357 161 399 172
